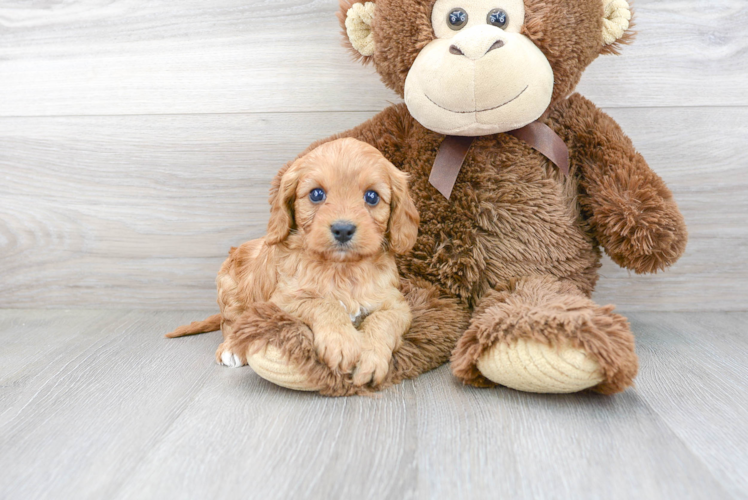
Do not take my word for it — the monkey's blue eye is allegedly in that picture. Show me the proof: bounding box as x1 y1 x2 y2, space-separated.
487 9 508 29
448 8 468 30
364 190 380 206
309 188 326 203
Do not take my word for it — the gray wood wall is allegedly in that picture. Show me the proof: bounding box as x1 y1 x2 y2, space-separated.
1 0 746 311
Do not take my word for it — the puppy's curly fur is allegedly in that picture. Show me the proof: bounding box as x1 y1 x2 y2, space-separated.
168 138 420 387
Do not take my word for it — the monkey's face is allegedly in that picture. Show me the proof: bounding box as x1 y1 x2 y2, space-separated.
339 0 634 136
403 0 553 135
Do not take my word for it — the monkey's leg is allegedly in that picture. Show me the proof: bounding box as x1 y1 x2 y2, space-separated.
451 275 638 394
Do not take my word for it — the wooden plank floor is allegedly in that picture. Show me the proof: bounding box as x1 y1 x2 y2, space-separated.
1 310 746 500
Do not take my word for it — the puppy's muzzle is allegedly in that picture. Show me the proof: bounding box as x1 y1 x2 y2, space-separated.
331 221 356 244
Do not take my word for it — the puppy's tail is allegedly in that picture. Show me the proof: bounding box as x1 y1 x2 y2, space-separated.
166 314 222 338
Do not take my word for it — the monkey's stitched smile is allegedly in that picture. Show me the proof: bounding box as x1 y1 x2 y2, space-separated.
425 85 529 114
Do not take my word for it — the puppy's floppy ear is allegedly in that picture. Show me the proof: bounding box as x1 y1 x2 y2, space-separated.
266 160 302 245
386 162 420 254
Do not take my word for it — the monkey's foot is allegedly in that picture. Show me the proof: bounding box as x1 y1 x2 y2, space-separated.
476 338 604 393
247 345 321 392
451 277 638 395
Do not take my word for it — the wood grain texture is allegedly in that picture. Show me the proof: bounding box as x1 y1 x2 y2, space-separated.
0 310 745 499
630 312 748 500
0 0 746 117
1 107 746 310
0 310 219 499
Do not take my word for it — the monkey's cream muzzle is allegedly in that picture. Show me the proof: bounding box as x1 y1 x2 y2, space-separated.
404 24 554 137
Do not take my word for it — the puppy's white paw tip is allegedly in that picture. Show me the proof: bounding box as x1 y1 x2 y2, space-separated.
220 350 243 368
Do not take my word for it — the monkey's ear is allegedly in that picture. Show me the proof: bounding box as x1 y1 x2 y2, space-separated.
337 1 377 64
601 0 635 55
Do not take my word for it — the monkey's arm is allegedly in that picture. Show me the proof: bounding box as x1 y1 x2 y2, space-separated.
552 94 687 273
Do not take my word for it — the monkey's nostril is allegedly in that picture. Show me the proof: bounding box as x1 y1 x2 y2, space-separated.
486 40 505 53
330 221 357 244
449 45 464 56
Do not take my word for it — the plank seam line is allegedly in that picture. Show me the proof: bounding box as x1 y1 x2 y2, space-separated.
1 104 747 120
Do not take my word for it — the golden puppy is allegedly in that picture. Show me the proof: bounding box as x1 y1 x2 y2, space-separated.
168 138 420 386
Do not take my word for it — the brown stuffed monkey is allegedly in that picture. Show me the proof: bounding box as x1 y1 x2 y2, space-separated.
213 0 687 396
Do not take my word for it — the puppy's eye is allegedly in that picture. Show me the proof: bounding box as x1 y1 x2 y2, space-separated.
309 188 326 203
487 9 508 29
364 190 380 206
447 8 468 30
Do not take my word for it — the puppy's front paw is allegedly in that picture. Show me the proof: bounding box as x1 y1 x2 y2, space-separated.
314 328 362 373
353 349 390 386
215 343 247 368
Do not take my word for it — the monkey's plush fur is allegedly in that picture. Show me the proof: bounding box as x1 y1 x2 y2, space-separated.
176 0 686 396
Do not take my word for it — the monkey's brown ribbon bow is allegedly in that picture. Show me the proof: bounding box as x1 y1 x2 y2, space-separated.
428 121 570 200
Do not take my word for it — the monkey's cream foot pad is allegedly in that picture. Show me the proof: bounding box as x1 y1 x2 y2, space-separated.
247 345 322 391
476 338 604 393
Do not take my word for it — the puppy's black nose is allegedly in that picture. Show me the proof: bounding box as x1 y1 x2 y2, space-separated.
331 221 356 243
